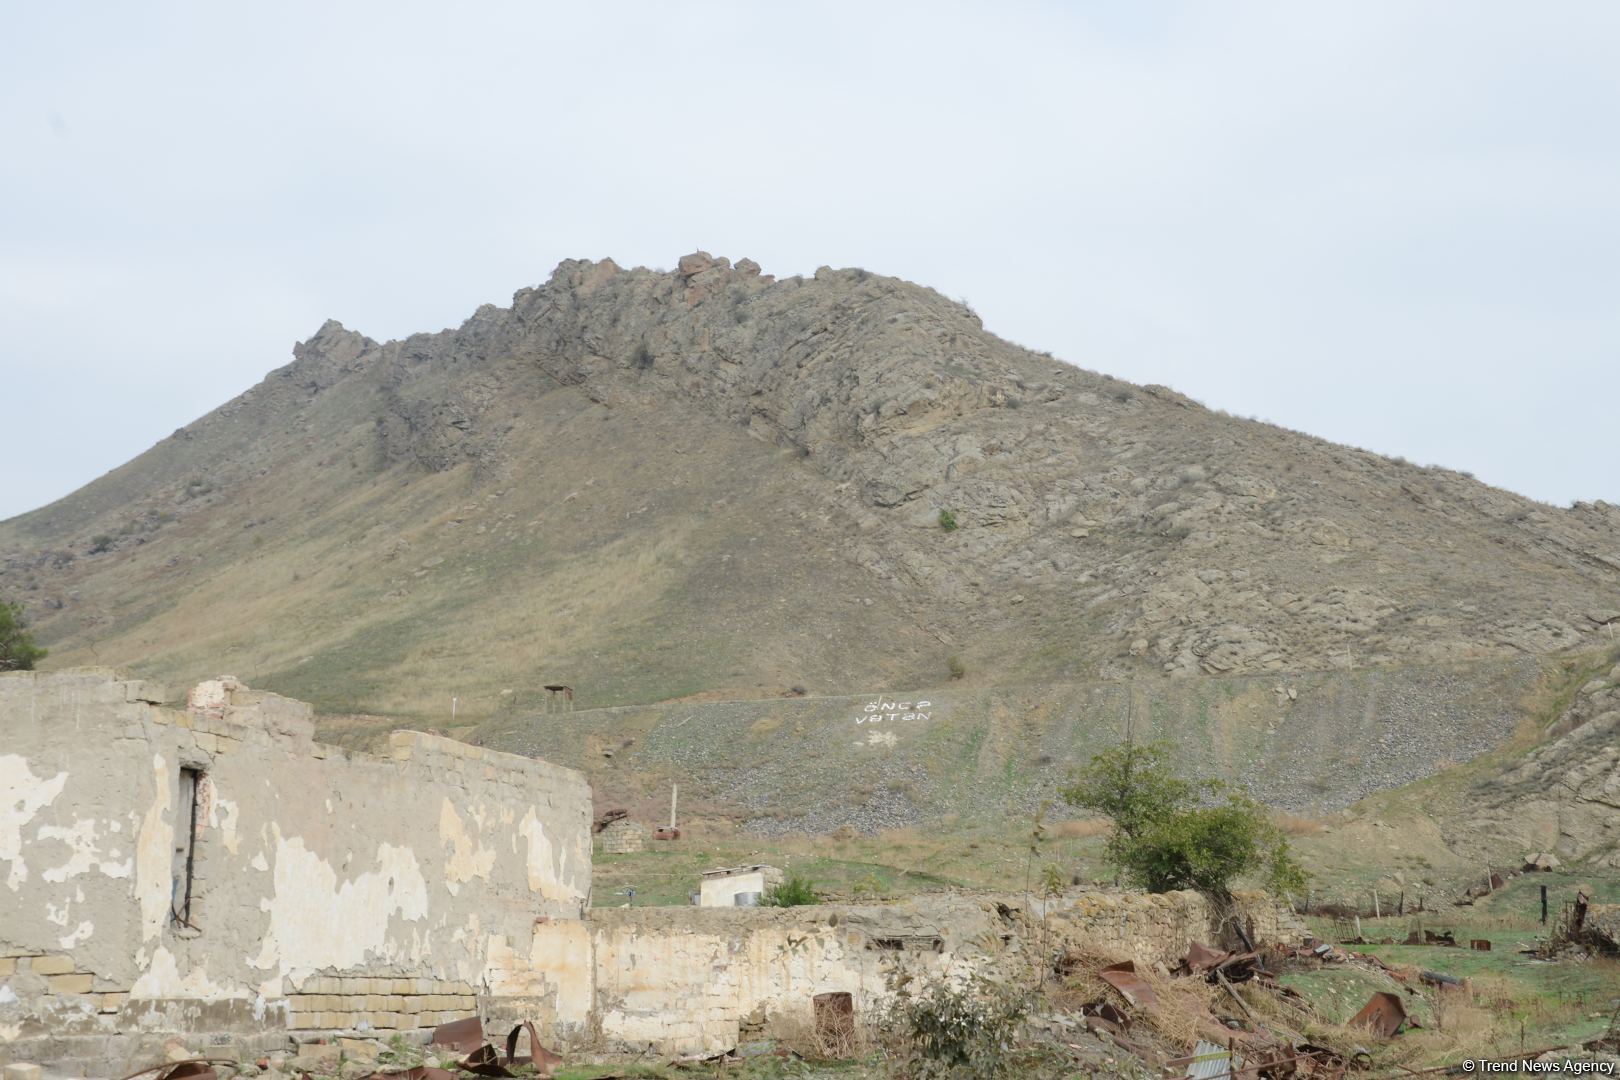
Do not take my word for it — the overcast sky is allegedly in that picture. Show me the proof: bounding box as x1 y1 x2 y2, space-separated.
3 2 1617 520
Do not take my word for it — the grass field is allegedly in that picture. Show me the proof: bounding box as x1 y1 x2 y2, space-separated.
1298 869 1620 1064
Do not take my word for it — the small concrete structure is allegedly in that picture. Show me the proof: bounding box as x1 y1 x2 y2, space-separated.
598 819 648 854
699 865 784 907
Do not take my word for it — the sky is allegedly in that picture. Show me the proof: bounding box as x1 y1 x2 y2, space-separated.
2 1 1617 520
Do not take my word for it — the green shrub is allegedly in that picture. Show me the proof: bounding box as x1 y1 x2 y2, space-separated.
631 341 653 369
89 534 114 554
762 871 819 907
0 600 47 671
877 973 1057 1079
946 654 966 680
1060 740 1308 897
937 509 958 531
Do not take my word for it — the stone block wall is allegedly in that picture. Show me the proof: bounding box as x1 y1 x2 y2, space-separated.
280 976 479 1033
0 670 592 1076
1040 888 1304 966
597 820 646 855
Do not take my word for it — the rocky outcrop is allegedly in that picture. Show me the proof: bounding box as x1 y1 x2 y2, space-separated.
463 252 1619 676
1458 656 1620 866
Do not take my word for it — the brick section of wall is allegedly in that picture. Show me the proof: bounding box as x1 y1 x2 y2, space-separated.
598 820 647 854
282 979 478 1032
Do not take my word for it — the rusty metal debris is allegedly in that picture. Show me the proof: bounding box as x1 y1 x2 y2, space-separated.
1182 941 1230 974
1419 969 1463 991
1470 938 1492 951
116 1061 237 1080
364 1069 458 1080
1349 990 1409 1038
429 1016 486 1053
1166 1039 1352 1079
368 1017 562 1080
592 808 628 834
1098 959 1158 1008
654 825 681 840
1079 999 1131 1031
1177 942 1270 986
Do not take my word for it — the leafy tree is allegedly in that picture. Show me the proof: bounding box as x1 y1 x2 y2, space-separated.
1058 740 1189 842
0 600 47 671
1060 740 1307 897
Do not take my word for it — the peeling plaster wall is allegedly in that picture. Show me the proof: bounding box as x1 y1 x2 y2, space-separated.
0 670 592 1075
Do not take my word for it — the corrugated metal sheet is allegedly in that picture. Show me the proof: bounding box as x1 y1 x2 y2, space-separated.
1185 1039 1243 1080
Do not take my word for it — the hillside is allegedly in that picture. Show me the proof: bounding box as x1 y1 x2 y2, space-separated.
469 656 1546 826
3 251 1619 724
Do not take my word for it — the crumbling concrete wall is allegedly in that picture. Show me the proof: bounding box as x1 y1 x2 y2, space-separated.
0 670 592 1076
587 903 959 1053
585 890 1302 1054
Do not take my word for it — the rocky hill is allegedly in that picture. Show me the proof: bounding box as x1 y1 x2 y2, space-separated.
1453 648 1620 866
3 252 1618 723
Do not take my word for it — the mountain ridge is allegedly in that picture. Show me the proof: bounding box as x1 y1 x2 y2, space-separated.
3 251 1618 720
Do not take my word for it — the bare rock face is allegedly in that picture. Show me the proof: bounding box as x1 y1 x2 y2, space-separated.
1459 664 1620 866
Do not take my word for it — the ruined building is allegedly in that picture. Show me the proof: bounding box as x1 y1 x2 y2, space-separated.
1 670 1298 1076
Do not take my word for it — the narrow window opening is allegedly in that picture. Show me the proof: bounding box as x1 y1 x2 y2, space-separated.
172 767 202 927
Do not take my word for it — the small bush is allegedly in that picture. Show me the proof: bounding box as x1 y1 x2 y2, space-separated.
946 654 966 680
938 509 958 531
631 341 653 369
0 600 47 671
89 534 114 554
763 872 819 907
877 974 1051 1079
